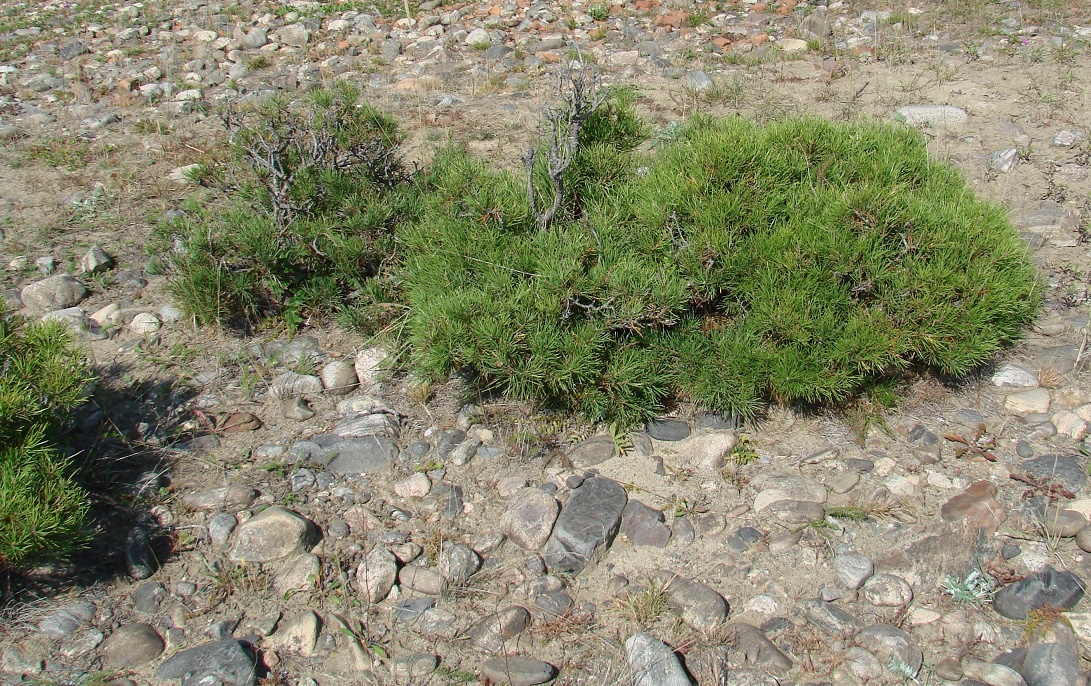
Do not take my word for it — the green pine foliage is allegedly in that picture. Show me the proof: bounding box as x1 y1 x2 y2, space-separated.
163 85 1038 426
160 83 413 332
0 308 92 569
403 114 1038 425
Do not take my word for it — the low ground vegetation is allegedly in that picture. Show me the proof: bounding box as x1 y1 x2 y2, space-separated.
0 308 92 570
162 78 1039 426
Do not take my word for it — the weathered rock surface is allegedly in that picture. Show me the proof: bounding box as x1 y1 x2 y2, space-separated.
543 476 627 574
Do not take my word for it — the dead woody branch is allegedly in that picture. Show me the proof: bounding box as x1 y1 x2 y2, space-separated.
525 63 608 232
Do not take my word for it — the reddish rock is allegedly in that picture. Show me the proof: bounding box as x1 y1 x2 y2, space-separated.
940 481 1007 533
655 11 689 28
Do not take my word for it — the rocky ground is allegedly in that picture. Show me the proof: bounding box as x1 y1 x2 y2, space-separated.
2 0 1091 684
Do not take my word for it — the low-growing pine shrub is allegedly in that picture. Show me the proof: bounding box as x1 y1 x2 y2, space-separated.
162 81 1039 427
403 114 1038 425
160 83 414 331
0 307 91 569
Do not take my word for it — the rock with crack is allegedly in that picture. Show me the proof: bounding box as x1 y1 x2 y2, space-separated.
543 476 627 574
501 487 560 550
467 607 531 653
993 566 1085 619
625 633 693 686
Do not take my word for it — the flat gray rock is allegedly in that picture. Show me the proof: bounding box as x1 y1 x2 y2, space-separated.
132 581 165 615
155 639 256 686
182 484 256 511
655 573 729 630
480 656 556 686
857 624 923 677
622 500 672 547
38 601 95 638
565 435 616 468
399 566 446 595
126 526 156 579
1022 643 1079 686
895 104 968 128
646 418 690 441
323 437 399 475
544 476 627 574
796 599 863 637
735 624 793 672
766 499 825 524
834 553 874 590
467 607 531 653
1020 456 1086 492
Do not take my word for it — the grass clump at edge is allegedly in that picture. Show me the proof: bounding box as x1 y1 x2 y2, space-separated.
0 307 92 569
162 84 1039 428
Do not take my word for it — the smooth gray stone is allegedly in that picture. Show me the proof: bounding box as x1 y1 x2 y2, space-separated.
154 640 256 686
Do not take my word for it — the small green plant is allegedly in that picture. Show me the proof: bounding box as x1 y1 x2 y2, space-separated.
205 558 267 605
684 12 710 27
0 307 92 569
587 3 609 21
888 656 921 683
608 422 632 456
415 459 443 472
616 580 672 626
731 435 759 466
825 505 868 522
435 666 477 683
261 461 290 476
246 54 272 70
25 137 94 170
942 569 995 605
668 496 708 518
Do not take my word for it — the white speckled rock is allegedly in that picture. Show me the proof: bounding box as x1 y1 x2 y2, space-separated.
129 312 162 335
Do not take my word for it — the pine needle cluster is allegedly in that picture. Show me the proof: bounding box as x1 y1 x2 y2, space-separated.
0 307 92 569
